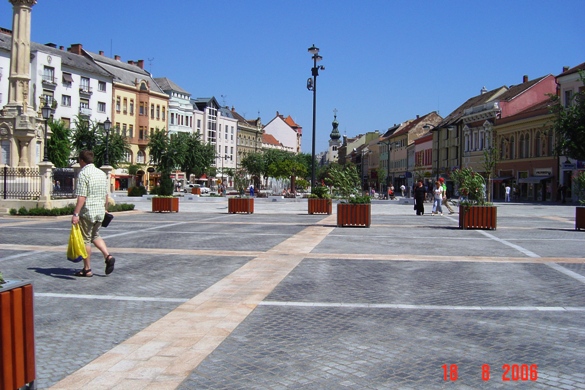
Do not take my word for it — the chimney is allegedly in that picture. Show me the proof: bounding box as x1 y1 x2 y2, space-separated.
114 55 121 61
416 115 420 119
480 86 487 94
563 66 569 72
128 60 134 66
99 50 104 56
523 75 528 83
69 43 83 55
137 59 144 69
59 46 64 51
45 42 57 48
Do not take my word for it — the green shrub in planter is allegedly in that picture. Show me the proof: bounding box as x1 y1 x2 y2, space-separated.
128 186 147 197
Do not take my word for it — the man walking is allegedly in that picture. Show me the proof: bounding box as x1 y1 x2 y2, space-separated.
505 184 511 202
439 178 455 214
71 150 115 277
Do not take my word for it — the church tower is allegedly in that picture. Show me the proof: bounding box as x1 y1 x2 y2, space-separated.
327 109 341 164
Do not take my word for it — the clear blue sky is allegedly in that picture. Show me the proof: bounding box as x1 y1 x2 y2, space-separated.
1 0 583 154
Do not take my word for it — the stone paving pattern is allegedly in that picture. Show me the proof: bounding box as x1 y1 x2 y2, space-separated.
0 196 583 389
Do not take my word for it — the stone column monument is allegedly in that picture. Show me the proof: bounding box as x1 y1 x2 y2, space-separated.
0 0 43 167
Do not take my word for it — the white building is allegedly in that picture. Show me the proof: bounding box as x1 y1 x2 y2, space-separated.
154 77 192 135
262 111 302 154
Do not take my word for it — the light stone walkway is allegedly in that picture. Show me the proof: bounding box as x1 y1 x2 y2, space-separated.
49 215 338 389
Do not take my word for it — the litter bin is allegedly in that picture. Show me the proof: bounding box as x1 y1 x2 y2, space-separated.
0 280 35 390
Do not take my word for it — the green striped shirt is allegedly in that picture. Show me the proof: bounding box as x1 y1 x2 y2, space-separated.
75 164 107 222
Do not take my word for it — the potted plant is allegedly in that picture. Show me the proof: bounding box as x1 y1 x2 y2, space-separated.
0 271 36 389
308 185 332 215
228 168 254 214
329 164 371 227
574 171 585 231
147 129 180 213
450 168 497 230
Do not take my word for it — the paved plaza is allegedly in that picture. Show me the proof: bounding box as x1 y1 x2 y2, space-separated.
1 196 584 389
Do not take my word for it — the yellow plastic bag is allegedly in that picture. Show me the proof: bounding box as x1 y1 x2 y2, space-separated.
67 224 87 263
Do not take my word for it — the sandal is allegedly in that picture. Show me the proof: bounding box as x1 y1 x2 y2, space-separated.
105 255 115 275
74 268 93 277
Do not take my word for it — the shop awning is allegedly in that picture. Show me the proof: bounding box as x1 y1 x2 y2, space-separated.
518 175 553 184
492 176 513 183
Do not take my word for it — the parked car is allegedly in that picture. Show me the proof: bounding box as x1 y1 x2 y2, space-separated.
184 184 210 194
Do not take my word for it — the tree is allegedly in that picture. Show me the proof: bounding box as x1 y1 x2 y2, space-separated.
70 115 129 167
240 152 265 188
268 153 308 194
176 132 215 178
47 119 72 167
550 71 585 161
147 128 178 196
482 146 498 203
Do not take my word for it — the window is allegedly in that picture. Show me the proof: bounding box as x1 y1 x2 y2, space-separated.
98 81 106 92
510 136 515 159
122 124 127 137
139 127 145 140
80 77 90 92
564 90 573 108
124 149 132 163
150 104 155 119
98 102 106 113
139 102 145 116
162 107 165 121
123 98 127 114
534 131 542 157
129 125 133 138
170 113 175 125
1 140 10 165
79 99 89 109
62 95 72 107
137 150 145 164
129 99 134 115
43 66 55 83
116 97 121 112
156 105 160 119
62 72 73 87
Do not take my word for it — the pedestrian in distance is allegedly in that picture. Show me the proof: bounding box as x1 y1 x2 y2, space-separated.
249 184 255 197
432 180 444 216
400 184 406 197
439 178 455 214
71 150 115 277
505 184 511 202
414 180 426 216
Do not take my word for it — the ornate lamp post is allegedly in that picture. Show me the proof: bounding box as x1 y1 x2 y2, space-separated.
41 97 51 162
103 117 111 165
307 44 324 192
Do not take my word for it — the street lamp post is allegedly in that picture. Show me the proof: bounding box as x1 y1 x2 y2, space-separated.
41 97 52 162
103 118 111 166
307 44 324 192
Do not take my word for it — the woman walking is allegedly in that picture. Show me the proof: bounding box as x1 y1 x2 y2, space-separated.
432 180 444 216
414 181 426 216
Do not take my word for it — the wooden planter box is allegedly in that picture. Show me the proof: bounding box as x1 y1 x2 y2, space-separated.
228 197 254 214
576 207 585 231
308 198 332 215
337 203 371 227
0 280 36 390
459 205 497 230
191 187 201 195
152 197 179 213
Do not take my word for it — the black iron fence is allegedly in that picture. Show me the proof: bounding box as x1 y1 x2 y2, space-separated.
1 166 41 200
51 168 76 199
1 166 76 200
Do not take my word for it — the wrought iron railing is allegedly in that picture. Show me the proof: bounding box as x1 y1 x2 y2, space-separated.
1 166 41 200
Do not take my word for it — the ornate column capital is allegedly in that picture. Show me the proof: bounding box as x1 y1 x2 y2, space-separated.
9 0 38 7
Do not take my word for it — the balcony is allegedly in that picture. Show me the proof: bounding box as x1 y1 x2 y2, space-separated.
79 87 93 98
79 106 92 117
42 75 57 89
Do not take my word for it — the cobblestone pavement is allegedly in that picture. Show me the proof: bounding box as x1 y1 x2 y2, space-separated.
0 197 583 389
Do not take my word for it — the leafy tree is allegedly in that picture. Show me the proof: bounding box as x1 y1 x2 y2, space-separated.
550 71 585 161
147 128 178 196
268 153 308 194
240 151 265 188
176 132 215 178
70 115 128 167
47 119 72 167
328 163 361 202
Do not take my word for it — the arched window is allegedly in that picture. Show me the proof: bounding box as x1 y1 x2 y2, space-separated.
510 136 515 159
524 134 530 158
137 150 145 164
122 149 132 163
534 131 541 157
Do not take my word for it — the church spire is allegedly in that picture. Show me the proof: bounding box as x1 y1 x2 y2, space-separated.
330 108 340 141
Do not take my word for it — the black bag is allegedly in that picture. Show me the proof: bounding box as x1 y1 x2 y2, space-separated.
102 212 114 227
